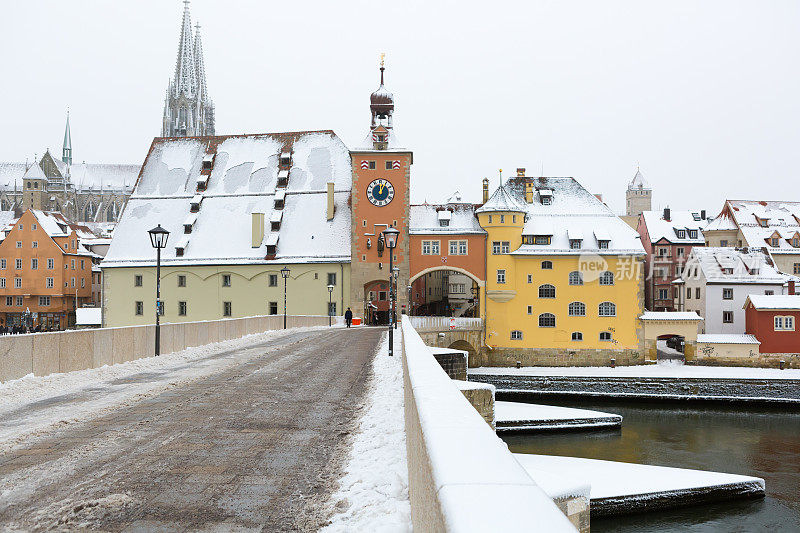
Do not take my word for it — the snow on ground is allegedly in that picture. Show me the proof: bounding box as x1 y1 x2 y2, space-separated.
471 361 800 380
514 454 764 499
0 326 333 453
495 401 621 425
322 332 411 533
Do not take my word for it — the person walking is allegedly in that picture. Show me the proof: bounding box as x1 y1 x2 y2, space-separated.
344 307 353 328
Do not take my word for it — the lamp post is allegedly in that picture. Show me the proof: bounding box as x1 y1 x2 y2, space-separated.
148 224 170 356
382 226 400 356
407 284 412 317
327 284 334 327
281 266 291 329
392 266 399 329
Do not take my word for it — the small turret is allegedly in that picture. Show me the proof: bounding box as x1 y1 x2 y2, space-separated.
62 112 72 165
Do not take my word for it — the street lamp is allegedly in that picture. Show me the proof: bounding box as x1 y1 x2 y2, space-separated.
382 226 400 356
281 266 291 329
327 284 335 327
148 224 170 356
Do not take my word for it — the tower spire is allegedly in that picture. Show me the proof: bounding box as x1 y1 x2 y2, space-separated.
193 22 208 104
62 111 72 165
173 0 197 98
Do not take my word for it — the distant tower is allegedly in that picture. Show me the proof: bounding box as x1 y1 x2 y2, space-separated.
626 167 652 216
368 53 394 150
62 112 72 165
161 0 215 137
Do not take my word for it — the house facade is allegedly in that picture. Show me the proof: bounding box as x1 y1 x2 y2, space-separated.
744 294 800 355
676 247 795 334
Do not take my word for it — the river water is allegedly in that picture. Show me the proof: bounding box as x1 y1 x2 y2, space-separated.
501 398 800 532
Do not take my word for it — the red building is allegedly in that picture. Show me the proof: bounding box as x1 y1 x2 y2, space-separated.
744 293 800 353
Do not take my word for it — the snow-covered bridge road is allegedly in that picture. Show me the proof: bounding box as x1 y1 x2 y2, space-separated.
0 327 383 532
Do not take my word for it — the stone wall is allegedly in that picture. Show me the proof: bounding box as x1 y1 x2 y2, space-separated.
455 380 495 429
694 350 800 369
553 496 590 533
432 349 468 380
485 346 643 367
0 315 336 382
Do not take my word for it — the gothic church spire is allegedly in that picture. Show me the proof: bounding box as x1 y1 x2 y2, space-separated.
62 111 72 165
173 0 197 98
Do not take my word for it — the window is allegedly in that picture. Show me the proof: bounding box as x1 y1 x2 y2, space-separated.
0 278 4 288
723 311 734 323
14 278 21 288
510 330 523 340
598 240 610 249
599 332 613 342
568 302 586 316
328 302 337 316
538 313 556 327
31 258 37 270
135 301 144 315
15 296 22 306
31 223 36 230
32 241 38 248
658 247 669 256
687 288 692 299
501 241 510 253
15 241 21 249
81 278 85 288
222 274 231 287
771 237 780 247
0 259 4 269
512 215 517 223
71 277 75 288
46 277 53 288
39 296 50 306
795 263 800 275
269 301 278 315
774 316 795 331
5 296 11 306
794 238 800 248
327 272 337 286
15 259 22 270
688 230 698 239
379 291 387 301
527 305 533 315
570 239 582 250
538 284 556 298
439 219 450 227
81 259 85 270
178 301 187 316
70 259 75 270
497 269 506 284
492 241 501 254
527 274 533 284
599 301 616 316
568 271 583 285
722 288 733 300
765 290 774 296
599 271 614 286
223 301 232 316
541 260 553 270
677 247 685 257
534 236 550 245
720 239 729 247
134 275 142 287
571 332 583 341
541 196 552 205
422 240 440 255
696 287 701 299
368 161 376 169
269 274 278 287
449 240 467 255
488 215 492 223
676 230 685 239
500 215 505 223
385 161 393 170
177 275 186 287
658 288 669 300
47 258 54 269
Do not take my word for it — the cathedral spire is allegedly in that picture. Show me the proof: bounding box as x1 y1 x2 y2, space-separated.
193 22 208 103
173 0 197 98
62 111 72 165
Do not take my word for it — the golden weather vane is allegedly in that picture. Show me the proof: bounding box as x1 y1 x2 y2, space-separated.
380 53 385 68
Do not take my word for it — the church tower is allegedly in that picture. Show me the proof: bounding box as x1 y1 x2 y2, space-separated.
62 112 72 165
161 1 215 137
626 167 652 216
350 57 412 321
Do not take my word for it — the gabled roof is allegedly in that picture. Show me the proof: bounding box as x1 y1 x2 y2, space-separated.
716 200 800 254
687 247 795 284
627 168 650 190
641 210 706 244
744 294 800 311
410 203 484 235
23 162 46 179
476 184 525 213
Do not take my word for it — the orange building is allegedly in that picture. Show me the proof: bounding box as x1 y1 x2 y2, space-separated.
0 210 96 330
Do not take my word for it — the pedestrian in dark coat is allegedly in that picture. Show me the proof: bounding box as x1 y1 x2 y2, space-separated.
344 307 353 328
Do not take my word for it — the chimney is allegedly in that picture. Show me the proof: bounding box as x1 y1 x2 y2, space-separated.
664 207 671 222
327 182 335 221
524 181 534 204
516 168 526 178
482 178 489 203
251 212 265 248
701 209 706 220
790 280 796 295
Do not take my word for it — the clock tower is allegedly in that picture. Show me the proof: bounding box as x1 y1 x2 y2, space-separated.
350 58 412 323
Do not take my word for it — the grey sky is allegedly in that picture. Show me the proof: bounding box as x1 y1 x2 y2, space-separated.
1 0 798 215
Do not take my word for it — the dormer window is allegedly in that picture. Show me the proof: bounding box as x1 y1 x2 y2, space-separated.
439 219 449 227
758 218 769 228
598 240 610 249
280 152 291 167
793 237 800 248
190 194 203 213
437 209 452 227
570 239 582 250
534 235 550 245
499 215 505 223
176 247 185 257
274 189 286 210
676 230 686 239
196 174 209 192
542 197 552 205
202 154 214 171
689 230 698 239
771 237 780 247
277 169 289 188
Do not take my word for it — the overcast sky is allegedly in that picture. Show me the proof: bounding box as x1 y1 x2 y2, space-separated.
1 1 798 215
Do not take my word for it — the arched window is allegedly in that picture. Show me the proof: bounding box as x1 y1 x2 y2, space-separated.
539 284 556 298
541 260 553 270
599 301 616 316
538 313 556 328
600 331 613 341
599 271 614 285
0 196 9 211
568 271 583 285
106 203 117 222
510 330 523 340
84 202 96 221
571 332 583 341
568 302 586 316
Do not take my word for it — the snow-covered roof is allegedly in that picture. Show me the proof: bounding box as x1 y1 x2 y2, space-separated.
703 212 738 231
102 131 352 267
410 203 484 235
639 311 703 321
696 333 760 344
744 294 800 310
627 169 650 190
641 210 706 244
476 184 525 213
687 247 795 285
0 159 138 192
487 177 646 256
23 162 46 179
719 200 800 254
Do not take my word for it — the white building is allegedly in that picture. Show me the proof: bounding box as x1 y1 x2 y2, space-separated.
676 247 796 334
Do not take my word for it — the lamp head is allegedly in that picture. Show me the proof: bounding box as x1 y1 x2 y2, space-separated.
382 226 400 249
280 266 291 279
148 224 170 249
327 284 334 293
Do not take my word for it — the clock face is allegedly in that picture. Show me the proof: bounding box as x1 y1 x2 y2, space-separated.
366 179 395 207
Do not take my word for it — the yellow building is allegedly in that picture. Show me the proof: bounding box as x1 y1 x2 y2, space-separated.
101 131 354 327
476 172 646 366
